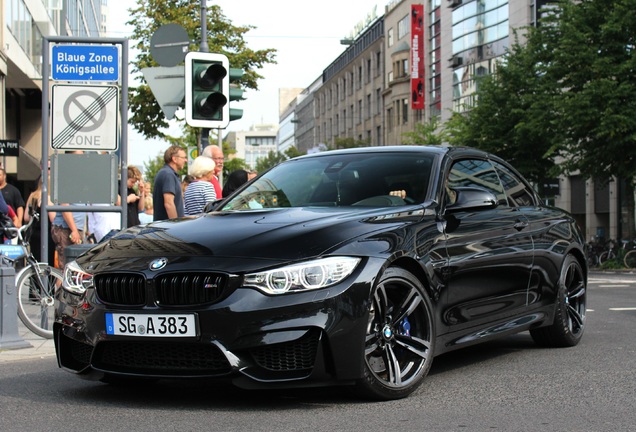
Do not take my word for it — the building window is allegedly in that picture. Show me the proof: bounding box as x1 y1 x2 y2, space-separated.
452 58 498 113
402 98 409 124
398 14 409 39
366 94 371 119
349 72 354 95
376 88 382 115
451 0 509 55
376 126 382 146
401 59 409 77
350 104 354 129
358 100 362 124
387 107 393 131
388 27 394 47
376 51 382 77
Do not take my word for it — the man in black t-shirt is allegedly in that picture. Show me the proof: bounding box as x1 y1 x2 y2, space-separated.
0 168 25 227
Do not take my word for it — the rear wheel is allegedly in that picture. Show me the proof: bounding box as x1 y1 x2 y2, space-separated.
16 263 62 339
355 267 435 400
530 255 586 347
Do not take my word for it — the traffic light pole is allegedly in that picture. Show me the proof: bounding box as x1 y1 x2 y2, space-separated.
200 0 209 155
200 0 208 53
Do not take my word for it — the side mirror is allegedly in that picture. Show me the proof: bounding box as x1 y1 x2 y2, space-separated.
203 199 224 213
446 187 498 212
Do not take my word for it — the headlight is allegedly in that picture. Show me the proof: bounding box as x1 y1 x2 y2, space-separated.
244 256 361 295
63 260 94 295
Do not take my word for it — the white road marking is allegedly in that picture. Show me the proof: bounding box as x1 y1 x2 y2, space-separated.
609 307 636 311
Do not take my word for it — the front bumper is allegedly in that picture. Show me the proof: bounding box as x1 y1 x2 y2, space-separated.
54 258 383 388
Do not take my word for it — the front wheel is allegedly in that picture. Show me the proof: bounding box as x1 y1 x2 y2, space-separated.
530 255 586 347
624 250 636 269
16 263 63 339
355 267 435 400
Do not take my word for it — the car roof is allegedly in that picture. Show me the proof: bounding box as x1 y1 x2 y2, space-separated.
294 145 491 160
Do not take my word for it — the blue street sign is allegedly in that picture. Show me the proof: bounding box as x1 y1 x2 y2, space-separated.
52 45 119 82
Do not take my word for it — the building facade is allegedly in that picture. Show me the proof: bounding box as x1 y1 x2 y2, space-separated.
2 0 107 193
314 16 385 149
282 0 627 242
225 124 279 170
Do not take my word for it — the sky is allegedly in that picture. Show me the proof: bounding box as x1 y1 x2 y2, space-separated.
107 0 384 168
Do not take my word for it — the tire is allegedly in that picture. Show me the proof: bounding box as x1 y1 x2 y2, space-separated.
530 255 586 347
355 267 435 400
16 264 62 339
624 250 636 269
598 251 609 265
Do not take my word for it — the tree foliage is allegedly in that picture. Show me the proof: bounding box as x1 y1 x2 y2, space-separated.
127 0 277 139
402 117 447 146
252 147 305 174
330 137 370 150
255 151 288 174
447 0 636 237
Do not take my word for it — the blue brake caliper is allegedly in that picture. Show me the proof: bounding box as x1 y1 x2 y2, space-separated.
399 317 411 337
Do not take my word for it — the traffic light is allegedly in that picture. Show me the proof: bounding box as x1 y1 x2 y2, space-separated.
185 52 230 128
228 68 244 122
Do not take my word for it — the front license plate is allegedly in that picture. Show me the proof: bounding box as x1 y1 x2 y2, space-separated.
105 313 197 337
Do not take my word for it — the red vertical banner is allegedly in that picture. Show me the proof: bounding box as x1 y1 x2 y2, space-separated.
411 4 425 110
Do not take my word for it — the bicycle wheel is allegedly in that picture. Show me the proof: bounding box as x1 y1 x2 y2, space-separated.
624 250 636 269
16 263 63 339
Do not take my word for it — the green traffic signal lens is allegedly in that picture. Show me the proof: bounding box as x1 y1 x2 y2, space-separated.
196 63 227 89
196 92 228 118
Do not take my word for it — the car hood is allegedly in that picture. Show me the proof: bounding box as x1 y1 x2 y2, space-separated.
78 206 430 274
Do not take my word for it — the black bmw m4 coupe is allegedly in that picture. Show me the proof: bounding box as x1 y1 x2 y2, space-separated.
55 146 587 400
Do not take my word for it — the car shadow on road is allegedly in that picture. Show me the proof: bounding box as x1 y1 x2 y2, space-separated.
51 333 541 408
428 331 537 376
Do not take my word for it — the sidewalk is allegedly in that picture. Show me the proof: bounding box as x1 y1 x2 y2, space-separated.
0 317 56 363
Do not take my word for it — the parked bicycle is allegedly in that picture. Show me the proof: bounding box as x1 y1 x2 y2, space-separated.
623 239 636 269
0 211 62 339
586 237 605 267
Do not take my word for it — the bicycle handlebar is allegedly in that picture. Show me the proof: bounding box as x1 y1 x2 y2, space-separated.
2 211 39 246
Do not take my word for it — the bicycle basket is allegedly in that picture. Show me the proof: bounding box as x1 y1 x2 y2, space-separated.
0 244 26 260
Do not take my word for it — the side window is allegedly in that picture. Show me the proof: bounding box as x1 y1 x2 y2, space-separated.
447 159 509 206
492 161 537 207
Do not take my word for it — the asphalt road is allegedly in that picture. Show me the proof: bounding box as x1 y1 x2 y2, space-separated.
0 272 634 432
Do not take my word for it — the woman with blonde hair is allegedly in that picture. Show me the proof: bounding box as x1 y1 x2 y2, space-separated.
184 156 217 215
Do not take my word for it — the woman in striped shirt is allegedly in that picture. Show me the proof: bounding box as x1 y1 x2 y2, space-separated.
184 156 217 216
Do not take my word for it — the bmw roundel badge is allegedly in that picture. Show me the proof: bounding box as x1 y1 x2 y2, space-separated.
149 258 168 271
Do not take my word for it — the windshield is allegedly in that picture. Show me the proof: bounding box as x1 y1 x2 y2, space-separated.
222 152 436 211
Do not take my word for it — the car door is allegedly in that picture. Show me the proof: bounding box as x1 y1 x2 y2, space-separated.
491 159 565 309
438 158 534 333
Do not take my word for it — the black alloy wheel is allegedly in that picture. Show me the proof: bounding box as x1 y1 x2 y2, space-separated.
356 267 435 400
530 254 586 347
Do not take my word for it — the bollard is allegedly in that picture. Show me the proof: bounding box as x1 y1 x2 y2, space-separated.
0 261 32 350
